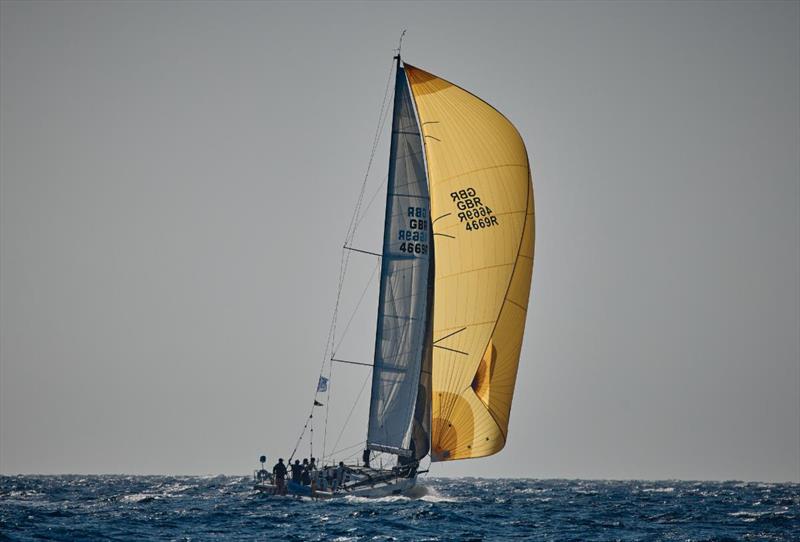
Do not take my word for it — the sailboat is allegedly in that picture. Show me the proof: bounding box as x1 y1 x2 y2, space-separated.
255 48 534 498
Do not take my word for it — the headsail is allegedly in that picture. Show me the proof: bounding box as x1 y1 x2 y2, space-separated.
366 65 433 456
405 65 535 462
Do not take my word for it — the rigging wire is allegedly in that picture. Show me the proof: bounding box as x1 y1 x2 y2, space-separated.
329 439 370 459
353 174 389 233
321 65 396 464
325 368 372 465
331 259 381 357
289 56 397 462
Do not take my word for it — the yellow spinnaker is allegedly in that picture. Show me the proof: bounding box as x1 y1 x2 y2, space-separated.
405 65 535 462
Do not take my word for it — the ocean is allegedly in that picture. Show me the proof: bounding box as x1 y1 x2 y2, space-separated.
1 476 798 541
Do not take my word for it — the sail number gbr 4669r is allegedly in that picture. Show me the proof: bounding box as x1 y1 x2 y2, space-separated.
398 206 429 255
452 187 499 231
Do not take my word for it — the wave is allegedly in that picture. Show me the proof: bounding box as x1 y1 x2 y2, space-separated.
120 493 158 503
3 476 798 541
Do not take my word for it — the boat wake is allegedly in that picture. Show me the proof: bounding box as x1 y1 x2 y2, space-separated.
340 483 459 504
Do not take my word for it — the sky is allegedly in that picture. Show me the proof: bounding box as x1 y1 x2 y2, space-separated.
1 1 798 482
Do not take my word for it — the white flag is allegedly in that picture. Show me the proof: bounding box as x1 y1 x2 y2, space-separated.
317 376 328 393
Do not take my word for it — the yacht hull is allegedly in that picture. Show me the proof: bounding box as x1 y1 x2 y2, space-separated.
254 475 417 499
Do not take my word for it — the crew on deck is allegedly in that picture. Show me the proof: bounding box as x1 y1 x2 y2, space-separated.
362 448 371 468
397 440 418 477
272 458 288 495
334 461 346 491
301 458 311 485
290 459 303 484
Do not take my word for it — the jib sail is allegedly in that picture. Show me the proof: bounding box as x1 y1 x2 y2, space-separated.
366 65 433 457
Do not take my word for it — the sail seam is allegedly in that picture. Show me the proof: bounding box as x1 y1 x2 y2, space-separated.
434 261 515 282
431 163 528 187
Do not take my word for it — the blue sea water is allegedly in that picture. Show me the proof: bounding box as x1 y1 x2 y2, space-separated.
1 476 798 541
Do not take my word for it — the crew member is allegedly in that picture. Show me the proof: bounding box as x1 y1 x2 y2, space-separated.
290 459 303 483
272 458 288 495
362 448 370 468
334 461 346 491
309 457 318 486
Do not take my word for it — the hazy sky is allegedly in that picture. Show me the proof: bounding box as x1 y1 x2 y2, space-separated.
1 1 798 482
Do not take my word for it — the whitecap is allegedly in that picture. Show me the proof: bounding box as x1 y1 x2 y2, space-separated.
729 509 788 520
163 483 192 495
121 493 157 503
343 495 410 504
412 484 460 502
419 494 460 503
